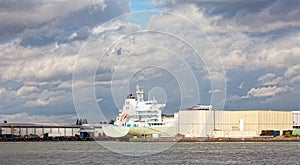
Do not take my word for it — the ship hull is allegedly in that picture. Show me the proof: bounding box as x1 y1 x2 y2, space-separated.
102 125 130 138
103 125 177 138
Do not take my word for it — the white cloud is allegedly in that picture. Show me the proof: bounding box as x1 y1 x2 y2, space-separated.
24 81 59 87
253 39 300 69
22 89 66 107
244 86 289 98
0 41 42 60
58 79 112 90
284 64 300 79
0 112 77 123
258 73 284 86
221 50 248 70
15 86 37 97
227 95 242 102
0 39 85 83
57 81 73 89
149 1 300 72
1 55 77 81
290 76 300 83
0 0 104 25
25 98 49 107
0 88 7 96
208 89 222 94
258 73 276 82
214 31 300 72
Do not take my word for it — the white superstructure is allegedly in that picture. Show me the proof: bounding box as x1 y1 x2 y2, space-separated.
103 85 177 138
114 85 165 127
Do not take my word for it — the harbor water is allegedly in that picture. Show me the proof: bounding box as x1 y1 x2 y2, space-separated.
0 141 299 164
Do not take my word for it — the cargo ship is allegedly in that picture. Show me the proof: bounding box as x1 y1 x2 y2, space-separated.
103 85 177 138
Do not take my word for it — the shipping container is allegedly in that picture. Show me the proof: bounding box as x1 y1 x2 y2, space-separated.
292 129 300 136
274 130 280 137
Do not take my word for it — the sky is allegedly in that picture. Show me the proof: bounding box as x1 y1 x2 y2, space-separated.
0 0 300 123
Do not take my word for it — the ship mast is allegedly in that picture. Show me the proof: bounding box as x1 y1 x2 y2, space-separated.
136 85 144 102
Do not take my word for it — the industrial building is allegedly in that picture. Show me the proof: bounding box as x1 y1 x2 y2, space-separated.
293 111 300 129
0 122 111 140
178 109 295 138
79 124 108 139
0 123 80 139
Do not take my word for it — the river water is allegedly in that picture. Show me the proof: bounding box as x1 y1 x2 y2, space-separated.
0 141 299 164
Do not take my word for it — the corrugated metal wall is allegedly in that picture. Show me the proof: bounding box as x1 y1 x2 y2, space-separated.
293 112 300 125
179 110 293 137
0 126 80 136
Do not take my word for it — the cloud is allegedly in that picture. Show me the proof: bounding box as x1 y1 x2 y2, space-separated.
0 20 139 121
252 36 300 69
244 86 289 98
227 95 242 102
258 73 276 82
25 98 49 107
1 55 77 81
221 50 248 70
0 0 99 41
147 2 300 72
0 41 43 60
258 73 284 86
152 0 300 33
284 64 300 79
283 65 300 84
15 86 37 97
208 89 222 94
0 0 130 45
149 0 300 71
0 112 77 123
238 68 299 104
0 0 132 123
0 88 7 96
24 89 66 107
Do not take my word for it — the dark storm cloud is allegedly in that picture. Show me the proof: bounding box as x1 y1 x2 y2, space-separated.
0 0 41 11
153 0 300 26
0 0 130 45
191 1 273 18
